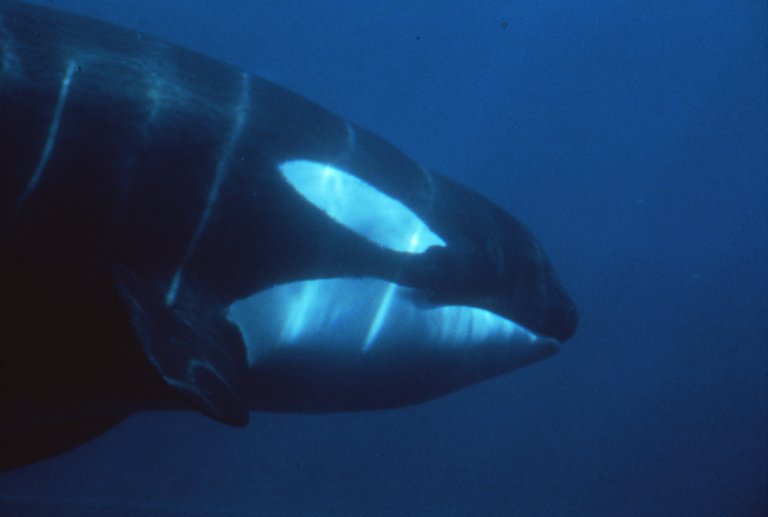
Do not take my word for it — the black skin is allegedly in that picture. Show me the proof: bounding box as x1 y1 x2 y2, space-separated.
0 0 576 470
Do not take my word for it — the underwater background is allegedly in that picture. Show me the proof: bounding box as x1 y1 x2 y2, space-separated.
1 0 766 515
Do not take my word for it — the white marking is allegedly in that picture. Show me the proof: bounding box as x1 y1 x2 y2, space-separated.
0 20 22 80
143 65 187 125
363 281 398 349
363 219 430 349
344 121 356 151
226 278 542 366
165 270 183 307
419 165 437 211
278 160 445 253
280 281 321 343
15 61 77 211
165 73 251 306
146 73 166 123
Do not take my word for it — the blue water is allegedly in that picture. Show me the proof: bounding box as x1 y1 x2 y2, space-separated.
2 1 766 515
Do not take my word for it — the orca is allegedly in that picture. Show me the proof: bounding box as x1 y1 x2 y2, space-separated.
0 1 577 470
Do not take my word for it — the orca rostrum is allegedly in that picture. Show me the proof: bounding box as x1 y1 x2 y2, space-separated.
0 0 577 470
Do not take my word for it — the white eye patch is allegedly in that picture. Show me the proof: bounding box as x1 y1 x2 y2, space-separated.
279 160 445 253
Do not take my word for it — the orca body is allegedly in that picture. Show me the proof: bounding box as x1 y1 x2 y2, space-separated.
0 1 577 470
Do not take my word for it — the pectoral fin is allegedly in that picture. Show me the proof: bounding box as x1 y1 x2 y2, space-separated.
114 266 249 426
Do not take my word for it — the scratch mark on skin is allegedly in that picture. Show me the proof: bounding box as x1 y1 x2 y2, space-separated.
13 60 77 219
165 72 251 306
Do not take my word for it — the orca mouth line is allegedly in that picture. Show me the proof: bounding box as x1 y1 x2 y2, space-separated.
225 277 551 367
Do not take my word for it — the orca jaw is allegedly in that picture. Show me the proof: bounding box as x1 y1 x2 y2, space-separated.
226 277 553 362
224 277 561 410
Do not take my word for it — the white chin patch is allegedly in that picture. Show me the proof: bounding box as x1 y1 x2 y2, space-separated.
226 278 542 366
278 160 445 253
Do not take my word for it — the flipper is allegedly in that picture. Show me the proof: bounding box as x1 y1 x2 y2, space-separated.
114 267 249 426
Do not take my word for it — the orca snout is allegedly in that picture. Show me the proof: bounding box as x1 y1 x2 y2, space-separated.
550 298 578 342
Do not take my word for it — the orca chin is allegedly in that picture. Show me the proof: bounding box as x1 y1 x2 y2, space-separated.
226 278 553 363
222 277 562 412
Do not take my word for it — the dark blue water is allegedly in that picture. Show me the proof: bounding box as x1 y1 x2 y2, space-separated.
2 1 766 515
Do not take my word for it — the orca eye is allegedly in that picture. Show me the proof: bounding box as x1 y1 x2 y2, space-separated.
279 160 446 253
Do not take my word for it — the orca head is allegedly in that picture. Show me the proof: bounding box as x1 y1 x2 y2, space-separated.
400 176 579 344
224 157 577 387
